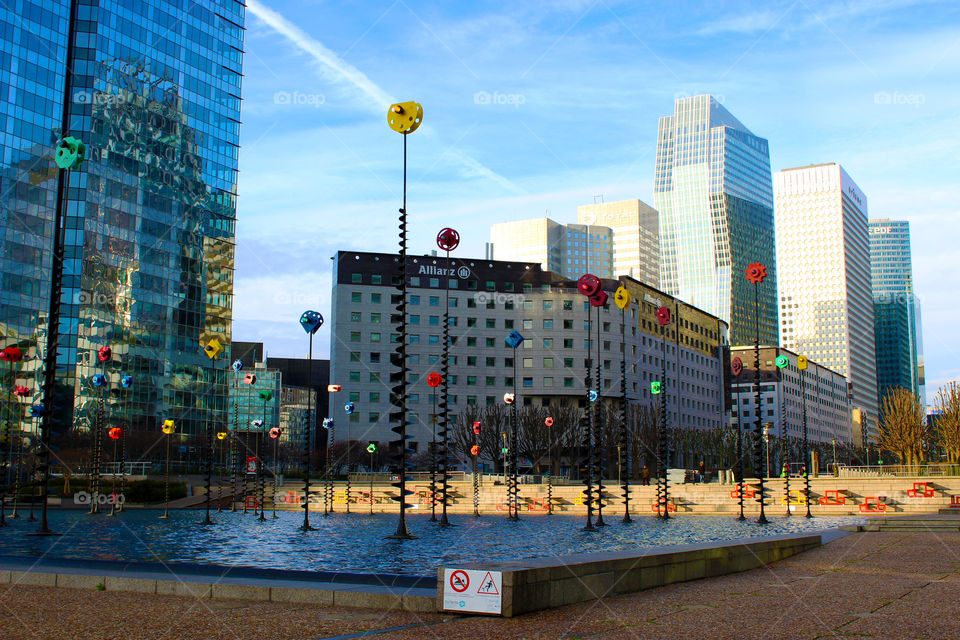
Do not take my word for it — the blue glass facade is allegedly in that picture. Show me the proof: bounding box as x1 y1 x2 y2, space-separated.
869 219 923 402
654 95 777 347
0 1 244 450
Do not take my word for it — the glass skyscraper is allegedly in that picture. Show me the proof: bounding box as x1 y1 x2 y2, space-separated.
0 1 243 447
654 95 777 346
869 219 924 403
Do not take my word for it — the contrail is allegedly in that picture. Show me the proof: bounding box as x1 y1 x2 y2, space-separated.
247 0 523 193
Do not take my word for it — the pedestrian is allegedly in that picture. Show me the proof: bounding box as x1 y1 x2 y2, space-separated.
641 464 650 486
698 460 706 483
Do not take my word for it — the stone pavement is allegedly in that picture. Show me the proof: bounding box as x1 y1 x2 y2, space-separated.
2 532 958 640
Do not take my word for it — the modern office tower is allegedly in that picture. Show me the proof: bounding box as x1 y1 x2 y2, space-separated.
330 251 729 456
489 217 615 279
654 94 777 347
577 199 660 287
774 163 878 434
729 346 852 445
869 219 924 403
0 2 245 441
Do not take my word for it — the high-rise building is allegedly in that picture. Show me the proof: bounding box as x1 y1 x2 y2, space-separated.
774 163 878 433
489 198 659 284
654 95 777 347
869 219 924 403
577 199 660 287
0 2 244 440
490 218 614 279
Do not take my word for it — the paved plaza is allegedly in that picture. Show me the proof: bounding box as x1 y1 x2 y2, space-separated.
2 531 958 639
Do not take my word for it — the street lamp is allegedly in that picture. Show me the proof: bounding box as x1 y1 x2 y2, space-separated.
745 261 769 524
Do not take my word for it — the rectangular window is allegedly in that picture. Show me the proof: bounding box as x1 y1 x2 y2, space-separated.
371 293 381 304
467 376 477 386
371 274 382 285
369 352 381 363
564 377 574 388
349 391 360 401
409 296 420 305
485 338 496 347
369 372 380 382
350 352 360 362
486 357 496 367
429 316 439 326
467 356 478 366
350 312 362 322
370 332 381 343
467 317 478 327
543 300 553 310
543 319 554 329
504 319 514 329
409 315 420 325
543 377 553 387
370 313 381 323
351 292 362 303
428 335 440 345
350 331 361 342
563 300 573 311
429 296 440 306
467 337 477 347
522 357 533 368
369 412 379 423
523 300 533 310
351 273 362 283
410 277 420 287
485 376 496 386
522 377 533 387
544 357 554 368
486 318 496 329
523 319 533 329
349 371 360 382
543 337 553 348
563 339 574 349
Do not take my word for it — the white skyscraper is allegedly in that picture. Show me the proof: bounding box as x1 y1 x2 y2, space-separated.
774 163 878 430
577 199 660 287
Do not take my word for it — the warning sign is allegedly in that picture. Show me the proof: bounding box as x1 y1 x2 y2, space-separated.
441 568 502 615
449 570 469 593
476 572 499 595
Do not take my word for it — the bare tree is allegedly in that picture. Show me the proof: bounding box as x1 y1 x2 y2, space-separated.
876 387 925 467
933 382 960 464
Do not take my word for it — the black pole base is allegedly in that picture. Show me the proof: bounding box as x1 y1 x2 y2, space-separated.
737 514 746 521
299 524 317 532
757 515 769 524
581 523 597 532
622 514 632 524
595 515 607 527
200 517 214 525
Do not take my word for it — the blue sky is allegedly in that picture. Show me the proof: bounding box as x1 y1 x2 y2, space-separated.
233 0 960 404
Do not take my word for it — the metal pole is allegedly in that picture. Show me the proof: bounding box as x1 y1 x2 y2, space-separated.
258 401 267 522
438 245 453 526
595 305 605 527
272 435 278 519
619 303 631 523
161 432 170 519
753 283 767 524
801 364 811 518
429 390 437 522
659 321 669 519
508 354 519 520
735 371 745 520
201 358 217 526
369 451 374 515
300 332 316 530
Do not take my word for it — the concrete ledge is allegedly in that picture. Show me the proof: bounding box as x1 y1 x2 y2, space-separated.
442 532 823 617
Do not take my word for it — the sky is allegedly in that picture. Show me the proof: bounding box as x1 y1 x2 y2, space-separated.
232 0 960 405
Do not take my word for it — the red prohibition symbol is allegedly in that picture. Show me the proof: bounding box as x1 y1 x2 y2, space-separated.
450 570 470 593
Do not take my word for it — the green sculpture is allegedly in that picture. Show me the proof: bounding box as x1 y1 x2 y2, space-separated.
54 136 86 170
651 381 662 395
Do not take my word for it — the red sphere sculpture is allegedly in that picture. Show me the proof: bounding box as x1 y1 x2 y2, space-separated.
436 228 460 252
98 346 112 362
577 274 601 297
0 346 23 362
108 427 123 440
745 262 768 284
269 427 281 439
426 372 442 387
731 357 744 377
656 306 671 326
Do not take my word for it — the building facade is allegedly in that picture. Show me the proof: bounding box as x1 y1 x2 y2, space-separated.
329 251 730 452
654 94 777 346
490 217 615 279
729 346 852 445
0 1 244 439
774 163 878 435
869 219 924 403
576 199 660 287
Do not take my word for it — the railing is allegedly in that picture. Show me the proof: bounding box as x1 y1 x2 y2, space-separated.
837 464 960 478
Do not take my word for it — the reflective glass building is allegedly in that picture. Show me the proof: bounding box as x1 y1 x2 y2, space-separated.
869 219 924 403
654 95 777 347
0 1 244 447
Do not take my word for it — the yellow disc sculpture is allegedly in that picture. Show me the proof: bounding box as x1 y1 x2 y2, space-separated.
387 101 423 134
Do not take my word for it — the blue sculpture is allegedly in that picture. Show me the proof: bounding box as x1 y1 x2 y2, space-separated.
588 390 599 402
91 373 107 387
232 359 244 372
505 330 524 349
344 402 356 414
300 310 324 335
121 375 133 388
